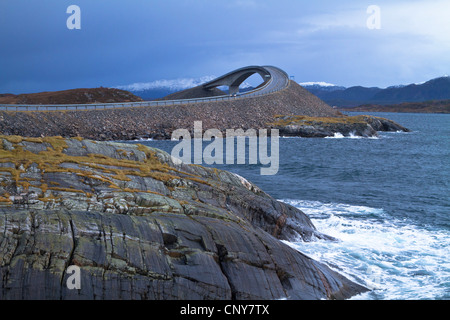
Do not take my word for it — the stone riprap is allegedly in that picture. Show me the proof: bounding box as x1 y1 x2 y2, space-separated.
0 82 342 141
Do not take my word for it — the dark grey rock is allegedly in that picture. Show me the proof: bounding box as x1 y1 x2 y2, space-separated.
0 136 368 300
271 115 409 138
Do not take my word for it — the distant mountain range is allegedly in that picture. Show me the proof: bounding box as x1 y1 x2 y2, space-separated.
116 75 450 108
341 99 450 114
300 76 450 108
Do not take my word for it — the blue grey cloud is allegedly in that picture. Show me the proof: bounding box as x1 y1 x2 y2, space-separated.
0 0 448 93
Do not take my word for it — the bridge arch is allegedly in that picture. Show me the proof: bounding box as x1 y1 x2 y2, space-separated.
203 66 272 95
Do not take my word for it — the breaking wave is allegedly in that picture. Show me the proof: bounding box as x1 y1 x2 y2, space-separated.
281 199 450 300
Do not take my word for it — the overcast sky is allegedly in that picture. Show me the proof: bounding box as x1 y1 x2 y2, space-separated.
1 0 449 93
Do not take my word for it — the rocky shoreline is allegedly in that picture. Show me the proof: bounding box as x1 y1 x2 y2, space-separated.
269 115 410 138
0 84 411 300
0 135 368 299
0 110 409 142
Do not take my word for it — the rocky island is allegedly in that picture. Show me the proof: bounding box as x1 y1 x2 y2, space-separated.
0 135 368 299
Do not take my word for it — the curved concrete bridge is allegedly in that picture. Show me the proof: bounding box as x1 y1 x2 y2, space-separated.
203 65 288 96
0 66 290 111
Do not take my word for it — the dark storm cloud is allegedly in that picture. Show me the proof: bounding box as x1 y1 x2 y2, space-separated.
0 0 448 93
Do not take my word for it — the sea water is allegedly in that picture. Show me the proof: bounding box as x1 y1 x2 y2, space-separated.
127 112 449 300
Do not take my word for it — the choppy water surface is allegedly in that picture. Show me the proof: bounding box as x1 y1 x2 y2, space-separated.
130 112 449 300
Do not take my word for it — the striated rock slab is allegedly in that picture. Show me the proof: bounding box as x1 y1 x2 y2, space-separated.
0 135 367 300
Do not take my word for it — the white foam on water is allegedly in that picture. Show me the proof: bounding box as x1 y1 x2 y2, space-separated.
325 132 345 139
348 132 363 139
280 199 450 300
325 132 380 140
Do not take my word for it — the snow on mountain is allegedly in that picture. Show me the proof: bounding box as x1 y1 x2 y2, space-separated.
303 75 450 107
116 76 254 92
299 81 338 87
299 81 346 93
387 84 407 89
114 76 254 100
414 75 449 86
115 76 217 92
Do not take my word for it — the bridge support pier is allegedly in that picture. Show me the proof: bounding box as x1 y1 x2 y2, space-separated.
229 85 239 96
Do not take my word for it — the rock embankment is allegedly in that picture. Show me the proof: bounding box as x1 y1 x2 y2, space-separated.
0 135 367 299
0 81 342 141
